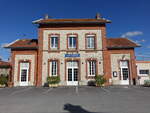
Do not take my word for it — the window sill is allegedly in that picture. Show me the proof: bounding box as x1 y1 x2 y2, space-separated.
86 76 95 79
138 75 149 77
85 49 97 52
66 49 78 52
48 50 60 53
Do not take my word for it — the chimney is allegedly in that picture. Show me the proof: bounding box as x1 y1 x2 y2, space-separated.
44 14 49 19
95 13 101 19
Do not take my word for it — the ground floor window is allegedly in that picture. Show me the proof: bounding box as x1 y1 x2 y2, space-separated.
87 60 96 76
139 69 149 75
67 61 79 85
121 68 129 80
120 60 129 80
20 69 28 82
19 62 30 86
49 60 58 76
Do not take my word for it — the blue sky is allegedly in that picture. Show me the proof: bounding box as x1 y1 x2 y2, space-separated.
0 0 149 61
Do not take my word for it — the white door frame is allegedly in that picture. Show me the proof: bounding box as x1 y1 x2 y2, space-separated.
19 62 29 86
120 61 129 85
67 61 78 86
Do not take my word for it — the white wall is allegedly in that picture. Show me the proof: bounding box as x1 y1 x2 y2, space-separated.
136 62 150 85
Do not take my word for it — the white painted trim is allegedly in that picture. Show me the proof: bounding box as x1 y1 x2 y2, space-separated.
4 39 20 47
68 34 77 37
50 35 59 37
86 34 95 37
126 38 141 47
67 61 78 86
19 62 29 86
32 18 43 23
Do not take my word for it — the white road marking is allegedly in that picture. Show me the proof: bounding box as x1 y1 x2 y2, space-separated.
75 86 79 95
101 87 110 93
8 87 32 96
42 88 53 94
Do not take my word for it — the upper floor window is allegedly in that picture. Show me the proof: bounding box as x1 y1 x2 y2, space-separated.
86 34 96 49
49 34 59 50
139 70 149 75
68 35 77 49
51 37 58 49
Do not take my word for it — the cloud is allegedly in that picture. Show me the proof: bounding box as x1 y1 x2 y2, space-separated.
135 39 146 44
121 31 143 38
0 43 9 48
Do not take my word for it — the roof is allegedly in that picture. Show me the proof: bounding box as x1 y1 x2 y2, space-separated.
0 61 11 68
33 18 111 24
5 39 38 49
107 38 140 49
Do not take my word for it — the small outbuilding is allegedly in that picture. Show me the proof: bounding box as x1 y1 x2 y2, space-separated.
136 61 150 85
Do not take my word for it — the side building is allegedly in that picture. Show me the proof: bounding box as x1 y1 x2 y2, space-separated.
136 61 150 85
5 14 139 87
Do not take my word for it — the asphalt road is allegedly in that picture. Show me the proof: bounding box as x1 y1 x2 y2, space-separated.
0 86 150 113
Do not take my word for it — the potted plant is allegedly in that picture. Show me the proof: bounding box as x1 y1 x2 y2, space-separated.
144 80 150 87
95 75 106 87
47 76 60 87
143 72 150 87
0 75 8 88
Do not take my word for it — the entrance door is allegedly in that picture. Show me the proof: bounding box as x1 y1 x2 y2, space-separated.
120 61 129 85
67 61 78 86
20 62 29 86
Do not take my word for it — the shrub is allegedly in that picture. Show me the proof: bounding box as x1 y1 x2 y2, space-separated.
0 75 8 85
95 75 106 87
47 76 60 84
144 80 150 87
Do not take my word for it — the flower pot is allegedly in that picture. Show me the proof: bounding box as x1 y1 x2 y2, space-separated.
96 83 104 87
49 84 59 87
0 84 5 88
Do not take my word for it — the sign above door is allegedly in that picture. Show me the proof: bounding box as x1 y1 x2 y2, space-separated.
65 54 80 58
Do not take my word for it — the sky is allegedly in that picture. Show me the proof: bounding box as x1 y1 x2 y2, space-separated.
0 0 150 61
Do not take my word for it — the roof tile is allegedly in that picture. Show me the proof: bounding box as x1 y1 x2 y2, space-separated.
107 38 140 49
33 18 111 24
6 39 38 49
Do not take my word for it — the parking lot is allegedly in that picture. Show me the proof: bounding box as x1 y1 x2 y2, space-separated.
0 86 150 113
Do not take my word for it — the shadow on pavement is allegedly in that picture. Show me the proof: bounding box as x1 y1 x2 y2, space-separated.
64 103 107 113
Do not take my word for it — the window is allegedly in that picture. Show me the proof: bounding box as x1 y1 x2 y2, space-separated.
50 37 58 49
88 60 96 76
139 70 149 75
49 61 58 76
122 68 129 80
120 61 128 68
68 36 77 49
20 69 27 82
86 36 95 49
